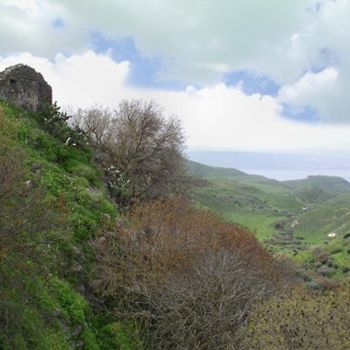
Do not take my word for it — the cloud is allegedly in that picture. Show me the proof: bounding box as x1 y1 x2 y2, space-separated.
0 0 88 56
1 51 350 152
278 65 350 124
2 0 350 124
0 0 341 83
279 67 339 102
0 51 130 107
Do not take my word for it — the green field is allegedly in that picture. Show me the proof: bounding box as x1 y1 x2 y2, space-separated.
189 160 350 278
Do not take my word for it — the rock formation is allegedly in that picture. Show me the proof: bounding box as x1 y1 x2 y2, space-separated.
0 64 52 112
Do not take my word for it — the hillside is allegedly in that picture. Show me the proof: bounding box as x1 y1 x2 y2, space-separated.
0 101 291 349
0 102 141 349
188 160 350 278
2 101 350 349
283 175 350 201
187 160 247 177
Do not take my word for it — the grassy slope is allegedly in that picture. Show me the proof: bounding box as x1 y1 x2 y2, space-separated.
189 160 350 277
283 175 350 202
191 161 303 240
0 102 142 349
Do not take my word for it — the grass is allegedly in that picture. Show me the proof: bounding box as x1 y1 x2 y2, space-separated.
189 160 350 279
194 174 299 242
0 101 143 349
223 211 284 241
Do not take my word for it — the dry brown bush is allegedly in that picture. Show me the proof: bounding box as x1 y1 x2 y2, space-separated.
93 198 283 349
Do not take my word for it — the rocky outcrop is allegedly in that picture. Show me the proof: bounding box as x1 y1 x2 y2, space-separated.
0 64 52 112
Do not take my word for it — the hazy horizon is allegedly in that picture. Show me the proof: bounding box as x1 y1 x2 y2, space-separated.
187 150 350 182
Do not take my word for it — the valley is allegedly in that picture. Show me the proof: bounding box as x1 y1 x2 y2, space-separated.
188 160 350 279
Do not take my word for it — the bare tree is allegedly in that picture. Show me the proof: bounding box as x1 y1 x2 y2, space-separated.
72 106 115 152
92 198 283 349
74 100 188 205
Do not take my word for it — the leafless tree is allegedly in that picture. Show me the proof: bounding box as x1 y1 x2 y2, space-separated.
73 100 189 205
72 106 115 152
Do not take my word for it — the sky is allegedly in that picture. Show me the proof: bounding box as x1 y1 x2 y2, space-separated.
1 0 350 152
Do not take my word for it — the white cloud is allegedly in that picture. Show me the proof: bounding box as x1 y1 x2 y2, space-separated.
0 0 337 82
0 0 88 56
279 67 339 102
278 66 350 124
2 0 350 124
0 51 130 106
1 51 350 152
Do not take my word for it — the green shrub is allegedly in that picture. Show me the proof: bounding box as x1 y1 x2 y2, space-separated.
99 322 144 350
49 277 88 323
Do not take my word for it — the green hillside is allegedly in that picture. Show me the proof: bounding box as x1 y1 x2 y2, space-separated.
187 160 246 177
283 175 350 201
0 102 141 349
188 160 350 278
1 100 350 349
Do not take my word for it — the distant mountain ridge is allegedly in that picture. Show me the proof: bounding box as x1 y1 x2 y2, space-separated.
187 160 246 177
283 175 350 201
187 159 350 196
187 150 350 181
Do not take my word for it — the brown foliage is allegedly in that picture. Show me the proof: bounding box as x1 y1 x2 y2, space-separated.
93 198 282 349
73 100 189 205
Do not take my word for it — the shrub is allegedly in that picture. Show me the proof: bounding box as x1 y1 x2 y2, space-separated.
312 246 330 264
239 285 350 349
93 198 282 349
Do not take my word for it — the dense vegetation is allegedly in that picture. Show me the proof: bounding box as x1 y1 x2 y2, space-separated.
1 101 350 349
240 286 350 349
0 102 140 349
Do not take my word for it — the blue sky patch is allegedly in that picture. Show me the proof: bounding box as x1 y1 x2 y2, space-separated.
52 18 65 28
224 70 280 96
282 103 319 123
91 32 186 90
